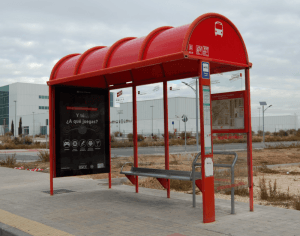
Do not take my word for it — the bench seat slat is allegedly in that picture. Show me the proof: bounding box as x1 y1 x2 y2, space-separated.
121 167 202 181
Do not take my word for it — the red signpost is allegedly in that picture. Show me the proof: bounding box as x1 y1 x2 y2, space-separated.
48 13 253 223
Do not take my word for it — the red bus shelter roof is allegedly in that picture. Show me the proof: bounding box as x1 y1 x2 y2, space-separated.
48 13 251 89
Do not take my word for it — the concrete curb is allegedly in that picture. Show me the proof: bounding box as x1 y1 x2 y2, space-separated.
0 222 32 236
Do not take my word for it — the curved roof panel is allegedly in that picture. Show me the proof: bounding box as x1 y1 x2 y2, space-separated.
49 13 251 88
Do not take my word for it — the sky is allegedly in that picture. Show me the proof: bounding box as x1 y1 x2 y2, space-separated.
1 0 300 118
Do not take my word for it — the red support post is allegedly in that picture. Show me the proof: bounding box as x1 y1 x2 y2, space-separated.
49 86 54 195
133 86 138 193
245 68 254 211
163 81 170 198
108 91 112 189
199 61 215 223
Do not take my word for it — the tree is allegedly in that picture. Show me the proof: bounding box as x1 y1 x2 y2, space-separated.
11 120 14 136
18 117 22 135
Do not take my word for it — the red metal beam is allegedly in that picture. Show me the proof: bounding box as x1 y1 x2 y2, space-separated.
245 68 254 211
163 81 170 198
199 61 215 223
49 86 54 195
157 178 168 189
133 86 138 193
108 92 112 189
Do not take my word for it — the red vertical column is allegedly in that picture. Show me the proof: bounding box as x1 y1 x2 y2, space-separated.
108 91 112 189
133 86 139 193
245 68 253 211
199 61 215 223
49 86 54 195
163 81 170 198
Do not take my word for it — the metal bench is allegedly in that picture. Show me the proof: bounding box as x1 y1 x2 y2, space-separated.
121 151 238 214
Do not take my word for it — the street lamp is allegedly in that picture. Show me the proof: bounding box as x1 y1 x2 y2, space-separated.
32 112 35 144
14 100 16 137
182 78 200 151
257 107 261 132
150 105 154 136
259 102 272 144
117 109 123 137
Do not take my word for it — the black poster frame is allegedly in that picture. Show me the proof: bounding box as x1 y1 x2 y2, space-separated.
54 85 110 177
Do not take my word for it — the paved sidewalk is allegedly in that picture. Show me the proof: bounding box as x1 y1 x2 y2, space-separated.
0 167 299 236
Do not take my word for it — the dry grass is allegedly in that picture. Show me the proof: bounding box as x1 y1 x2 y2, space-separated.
0 154 17 167
0 136 46 149
37 150 49 162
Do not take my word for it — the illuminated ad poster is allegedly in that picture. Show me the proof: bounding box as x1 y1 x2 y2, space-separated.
211 91 245 131
55 86 109 177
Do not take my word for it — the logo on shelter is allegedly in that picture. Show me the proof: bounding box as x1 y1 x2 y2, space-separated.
215 21 223 37
196 45 203 55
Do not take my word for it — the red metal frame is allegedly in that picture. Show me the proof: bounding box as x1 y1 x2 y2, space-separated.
245 68 253 211
199 61 215 223
48 13 253 223
108 92 112 188
163 81 170 198
133 86 138 193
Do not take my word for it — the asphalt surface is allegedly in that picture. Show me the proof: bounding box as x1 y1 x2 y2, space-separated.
0 141 299 162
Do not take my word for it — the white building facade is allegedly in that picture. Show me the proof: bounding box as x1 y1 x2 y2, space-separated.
0 83 297 136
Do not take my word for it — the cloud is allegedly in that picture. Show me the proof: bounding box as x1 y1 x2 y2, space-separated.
0 0 300 118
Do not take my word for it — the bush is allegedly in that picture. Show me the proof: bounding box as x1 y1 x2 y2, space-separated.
265 131 271 136
278 130 288 137
0 154 16 167
127 133 133 142
257 130 263 136
180 131 192 139
23 136 33 145
168 132 175 139
37 150 49 162
4 132 13 137
114 131 123 137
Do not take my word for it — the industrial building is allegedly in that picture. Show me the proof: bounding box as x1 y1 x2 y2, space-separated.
0 82 297 136
0 82 114 136
111 98 298 135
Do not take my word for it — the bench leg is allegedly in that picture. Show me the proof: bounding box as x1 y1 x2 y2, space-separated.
125 175 136 185
156 178 168 189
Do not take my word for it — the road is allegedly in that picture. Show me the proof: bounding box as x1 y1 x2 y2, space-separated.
0 140 298 162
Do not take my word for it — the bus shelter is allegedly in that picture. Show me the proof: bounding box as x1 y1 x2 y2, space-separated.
47 13 253 223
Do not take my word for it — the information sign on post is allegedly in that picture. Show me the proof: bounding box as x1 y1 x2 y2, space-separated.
55 86 109 177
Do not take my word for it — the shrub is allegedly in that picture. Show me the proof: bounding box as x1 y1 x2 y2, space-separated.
257 130 263 136
278 129 288 137
0 154 16 167
168 132 175 139
265 131 271 136
37 150 49 162
114 131 123 137
180 131 192 139
4 132 13 137
127 133 133 142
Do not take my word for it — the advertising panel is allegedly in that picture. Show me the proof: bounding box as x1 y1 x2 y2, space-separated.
211 91 247 133
55 86 109 177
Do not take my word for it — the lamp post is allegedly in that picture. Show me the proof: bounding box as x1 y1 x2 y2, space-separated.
182 78 199 151
150 105 154 136
117 109 123 137
32 112 34 144
14 100 16 137
259 102 272 145
258 107 261 132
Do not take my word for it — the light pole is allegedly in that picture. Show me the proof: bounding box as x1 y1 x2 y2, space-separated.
14 100 16 137
117 110 123 137
32 112 34 143
182 78 199 151
150 105 154 136
259 102 272 145
258 107 261 132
